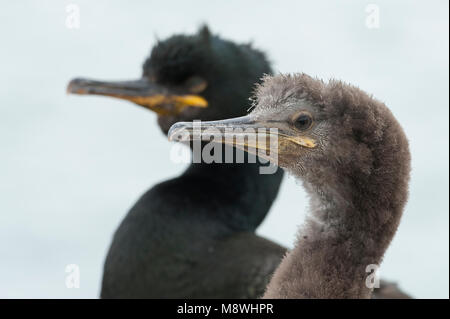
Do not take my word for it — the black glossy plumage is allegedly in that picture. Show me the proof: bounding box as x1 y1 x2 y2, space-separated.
100 26 285 298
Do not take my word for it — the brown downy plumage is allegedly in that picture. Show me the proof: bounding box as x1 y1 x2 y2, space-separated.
169 73 411 298
259 74 411 298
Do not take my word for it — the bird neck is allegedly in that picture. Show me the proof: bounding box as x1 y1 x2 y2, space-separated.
181 143 284 232
264 143 410 298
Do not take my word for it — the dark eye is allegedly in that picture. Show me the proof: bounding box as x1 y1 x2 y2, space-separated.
185 76 208 93
293 113 313 131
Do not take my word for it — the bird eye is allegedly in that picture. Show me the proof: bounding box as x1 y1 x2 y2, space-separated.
185 76 208 93
293 112 313 131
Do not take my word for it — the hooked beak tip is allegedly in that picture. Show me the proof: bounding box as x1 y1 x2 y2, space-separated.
66 78 87 95
168 122 191 142
66 80 74 94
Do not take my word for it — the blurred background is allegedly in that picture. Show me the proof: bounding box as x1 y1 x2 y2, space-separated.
0 0 448 298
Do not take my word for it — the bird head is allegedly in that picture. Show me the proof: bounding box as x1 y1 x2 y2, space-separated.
67 25 271 134
169 73 410 194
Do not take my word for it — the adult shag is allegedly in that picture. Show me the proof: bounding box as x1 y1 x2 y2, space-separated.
67 26 285 298
169 73 411 298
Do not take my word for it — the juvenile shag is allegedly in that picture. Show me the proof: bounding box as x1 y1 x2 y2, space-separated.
67 26 285 298
169 73 411 298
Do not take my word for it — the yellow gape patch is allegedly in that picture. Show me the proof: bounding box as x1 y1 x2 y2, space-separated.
288 136 316 148
128 95 208 115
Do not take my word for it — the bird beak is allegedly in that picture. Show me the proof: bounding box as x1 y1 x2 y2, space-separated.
168 115 316 165
66 77 208 116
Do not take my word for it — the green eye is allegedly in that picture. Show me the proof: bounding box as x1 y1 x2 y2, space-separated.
294 113 313 131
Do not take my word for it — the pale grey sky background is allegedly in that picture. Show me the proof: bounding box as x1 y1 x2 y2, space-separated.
0 0 448 298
